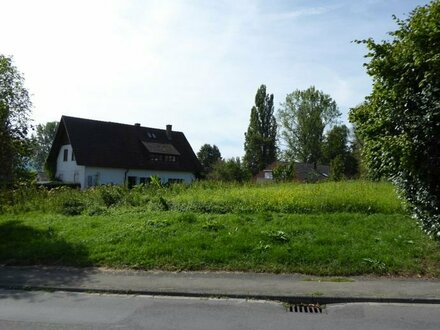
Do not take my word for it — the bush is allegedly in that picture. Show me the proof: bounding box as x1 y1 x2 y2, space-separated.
177 212 198 224
350 2 440 238
272 163 294 182
60 198 86 216
99 185 124 207
330 155 345 181
149 196 169 211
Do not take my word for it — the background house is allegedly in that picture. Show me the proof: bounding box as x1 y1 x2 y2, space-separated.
46 116 201 189
255 161 329 183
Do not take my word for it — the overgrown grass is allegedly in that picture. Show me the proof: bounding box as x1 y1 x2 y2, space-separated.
1 180 404 215
0 181 438 276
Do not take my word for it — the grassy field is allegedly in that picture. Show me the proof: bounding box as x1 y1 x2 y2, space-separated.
1 181 439 276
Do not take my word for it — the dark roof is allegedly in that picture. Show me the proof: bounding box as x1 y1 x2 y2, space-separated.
255 161 329 182
47 116 201 173
294 163 329 181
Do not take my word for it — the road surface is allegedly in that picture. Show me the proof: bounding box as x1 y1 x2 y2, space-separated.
0 290 439 329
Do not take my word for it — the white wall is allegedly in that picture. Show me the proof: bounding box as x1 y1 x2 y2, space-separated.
83 167 195 188
56 144 196 189
56 144 85 187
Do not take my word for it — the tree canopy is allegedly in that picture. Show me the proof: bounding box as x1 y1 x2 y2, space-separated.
243 85 277 175
277 86 340 167
207 157 251 183
349 0 440 237
322 125 349 164
0 55 32 187
197 144 222 177
30 121 58 172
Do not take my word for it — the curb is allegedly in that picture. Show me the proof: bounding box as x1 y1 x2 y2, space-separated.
2 284 440 305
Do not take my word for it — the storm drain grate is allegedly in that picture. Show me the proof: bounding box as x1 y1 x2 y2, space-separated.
288 303 322 313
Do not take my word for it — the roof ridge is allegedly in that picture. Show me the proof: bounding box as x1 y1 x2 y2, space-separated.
61 115 183 133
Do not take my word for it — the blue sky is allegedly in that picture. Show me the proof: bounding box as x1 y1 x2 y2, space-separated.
0 0 429 158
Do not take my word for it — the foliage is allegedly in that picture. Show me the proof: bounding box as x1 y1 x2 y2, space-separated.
30 121 58 171
322 125 349 163
0 55 33 187
99 185 124 207
207 158 251 183
197 144 222 177
60 198 86 216
277 86 341 166
272 162 295 182
243 85 277 174
149 175 162 188
350 1 440 238
322 125 359 179
330 155 345 181
0 180 406 216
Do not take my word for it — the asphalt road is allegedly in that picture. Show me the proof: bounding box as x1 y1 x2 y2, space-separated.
0 290 439 329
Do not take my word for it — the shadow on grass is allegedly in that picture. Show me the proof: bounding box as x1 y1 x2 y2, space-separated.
0 220 93 300
0 220 90 266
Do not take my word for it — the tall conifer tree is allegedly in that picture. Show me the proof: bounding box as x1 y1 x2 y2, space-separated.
243 85 277 174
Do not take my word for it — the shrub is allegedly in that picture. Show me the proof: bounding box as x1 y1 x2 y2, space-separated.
149 196 169 211
99 185 124 207
350 2 440 238
272 163 294 182
60 198 86 216
177 212 198 224
330 155 345 181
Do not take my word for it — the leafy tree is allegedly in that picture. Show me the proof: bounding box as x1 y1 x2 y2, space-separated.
243 85 277 175
0 55 32 187
322 125 349 164
330 155 345 181
349 1 440 237
207 158 251 183
31 121 58 171
322 125 359 178
197 144 221 177
272 162 295 182
277 86 340 168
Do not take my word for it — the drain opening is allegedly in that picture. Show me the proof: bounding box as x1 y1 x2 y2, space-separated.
288 303 322 313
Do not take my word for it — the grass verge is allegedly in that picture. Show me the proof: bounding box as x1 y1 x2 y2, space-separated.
1 209 439 276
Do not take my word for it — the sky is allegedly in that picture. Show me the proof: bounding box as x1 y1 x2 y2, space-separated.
0 0 430 158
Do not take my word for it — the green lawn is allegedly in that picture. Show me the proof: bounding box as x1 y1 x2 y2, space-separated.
0 181 439 276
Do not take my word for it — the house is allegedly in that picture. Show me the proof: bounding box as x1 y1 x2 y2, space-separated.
294 163 330 182
255 161 330 183
46 116 201 189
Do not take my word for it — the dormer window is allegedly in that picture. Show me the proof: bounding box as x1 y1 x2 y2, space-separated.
63 149 68 162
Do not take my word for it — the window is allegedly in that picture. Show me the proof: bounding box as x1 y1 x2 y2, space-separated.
127 176 137 189
264 171 273 180
71 152 75 161
139 177 151 185
150 154 162 162
150 154 178 162
63 149 68 161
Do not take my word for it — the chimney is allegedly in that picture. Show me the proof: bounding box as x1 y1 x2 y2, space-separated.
134 123 140 127
166 124 172 140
